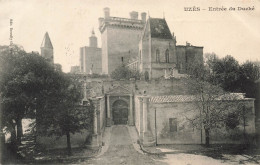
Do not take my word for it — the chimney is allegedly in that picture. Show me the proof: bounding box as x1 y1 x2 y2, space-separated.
130 11 138 20
141 12 147 22
104 7 110 19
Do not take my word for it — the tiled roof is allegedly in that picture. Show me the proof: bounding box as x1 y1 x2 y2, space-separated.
150 95 197 103
149 93 246 103
149 18 172 39
41 32 53 49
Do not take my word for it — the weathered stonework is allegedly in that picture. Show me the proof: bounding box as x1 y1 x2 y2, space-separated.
80 30 102 74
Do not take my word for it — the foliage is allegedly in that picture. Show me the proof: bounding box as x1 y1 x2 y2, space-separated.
36 73 94 155
185 59 250 146
36 74 93 135
225 112 240 129
237 61 260 98
205 54 260 98
210 55 240 91
0 45 56 140
111 64 142 80
0 45 63 157
0 45 94 156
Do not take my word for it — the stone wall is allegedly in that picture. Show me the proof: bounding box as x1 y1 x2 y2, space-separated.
176 46 203 74
134 94 255 145
36 97 106 150
101 78 192 97
80 46 102 74
102 26 143 74
37 130 90 149
148 99 255 145
151 38 176 64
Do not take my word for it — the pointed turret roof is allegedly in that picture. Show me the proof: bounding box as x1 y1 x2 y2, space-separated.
41 32 53 49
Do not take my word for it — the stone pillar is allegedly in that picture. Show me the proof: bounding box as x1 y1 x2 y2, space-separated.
88 98 100 149
106 95 111 126
142 96 155 146
128 95 134 126
142 97 148 132
139 98 143 141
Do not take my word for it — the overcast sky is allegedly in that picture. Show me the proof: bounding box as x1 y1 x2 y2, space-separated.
0 0 260 72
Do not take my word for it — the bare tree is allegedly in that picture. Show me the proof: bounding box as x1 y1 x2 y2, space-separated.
185 59 248 146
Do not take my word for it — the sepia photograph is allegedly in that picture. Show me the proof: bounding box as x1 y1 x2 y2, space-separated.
0 0 260 164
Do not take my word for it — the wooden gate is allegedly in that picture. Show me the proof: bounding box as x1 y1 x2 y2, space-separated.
112 100 128 125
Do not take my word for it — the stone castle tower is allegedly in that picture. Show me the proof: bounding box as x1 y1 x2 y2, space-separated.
99 8 146 74
79 30 102 74
41 32 54 63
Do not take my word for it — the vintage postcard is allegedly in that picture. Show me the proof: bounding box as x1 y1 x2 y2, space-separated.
0 0 260 164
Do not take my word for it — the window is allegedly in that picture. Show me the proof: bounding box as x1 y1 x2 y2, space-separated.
156 49 160 63
165 49 169 63
169 118 177 132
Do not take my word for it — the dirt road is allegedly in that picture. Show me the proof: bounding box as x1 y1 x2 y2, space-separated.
83 125 166 165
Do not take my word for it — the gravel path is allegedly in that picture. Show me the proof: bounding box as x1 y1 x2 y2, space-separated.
83 125 166 165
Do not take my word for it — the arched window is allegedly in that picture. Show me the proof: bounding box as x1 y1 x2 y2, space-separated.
165 49 169 63
156 49 160 63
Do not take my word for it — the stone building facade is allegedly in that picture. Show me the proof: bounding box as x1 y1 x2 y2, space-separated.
95 8 203 79
78 78 255 148
78 8 203 77
37 9 256 149
135 94 255 146
80 30 102 74
139 18 177 79
36 77 256 149
176 44 203 74
98 8 146 74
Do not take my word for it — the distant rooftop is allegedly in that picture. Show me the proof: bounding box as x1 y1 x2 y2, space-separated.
149 93 247 103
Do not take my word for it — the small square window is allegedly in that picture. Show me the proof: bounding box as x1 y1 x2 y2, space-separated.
169 118 177 132
83 101 89 106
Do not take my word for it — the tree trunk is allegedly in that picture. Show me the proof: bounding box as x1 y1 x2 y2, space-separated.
205 128 210 147
10 123 17 154
66 131 72 156
16 118 23 145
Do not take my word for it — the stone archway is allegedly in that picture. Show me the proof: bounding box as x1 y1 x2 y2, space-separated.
112 100 128 125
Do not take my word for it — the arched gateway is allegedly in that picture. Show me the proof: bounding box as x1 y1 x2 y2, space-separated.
112 100 128 125
106 85 134 126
